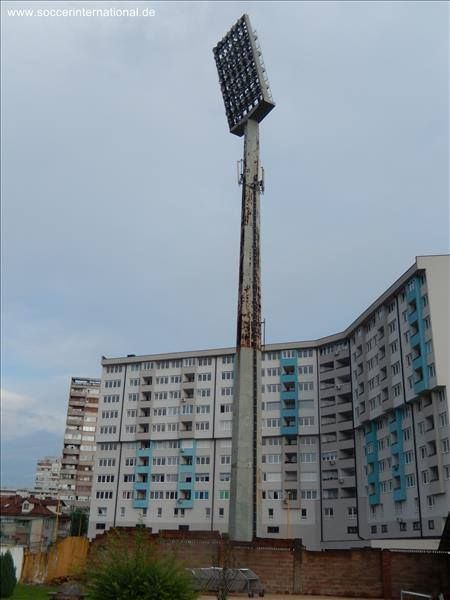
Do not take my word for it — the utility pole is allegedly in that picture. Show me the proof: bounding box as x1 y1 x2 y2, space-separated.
213 14 275 541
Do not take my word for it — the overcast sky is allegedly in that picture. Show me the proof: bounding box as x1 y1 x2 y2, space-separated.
1 1 449 488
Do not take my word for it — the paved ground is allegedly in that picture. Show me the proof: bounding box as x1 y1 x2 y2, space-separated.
201 596 382 599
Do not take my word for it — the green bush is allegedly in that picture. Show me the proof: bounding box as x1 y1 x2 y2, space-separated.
69 509 88 536
0 550 17 598
85 530 198 600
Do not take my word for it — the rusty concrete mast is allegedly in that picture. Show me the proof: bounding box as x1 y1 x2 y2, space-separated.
213 14 275 542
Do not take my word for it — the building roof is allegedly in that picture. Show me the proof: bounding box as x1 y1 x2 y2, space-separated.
0 495 59 518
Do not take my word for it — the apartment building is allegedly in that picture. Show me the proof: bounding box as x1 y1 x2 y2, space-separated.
34 456 61 495
59 377 100 509
87 255 449 549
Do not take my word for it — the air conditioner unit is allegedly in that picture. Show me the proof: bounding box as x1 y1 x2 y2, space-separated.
181 398 186 403
338 478 344 484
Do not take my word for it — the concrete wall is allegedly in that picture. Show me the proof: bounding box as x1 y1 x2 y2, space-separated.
20 536 89 584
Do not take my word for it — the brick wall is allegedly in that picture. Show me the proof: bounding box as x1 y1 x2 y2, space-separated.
300 548 384 598
88 530 450 598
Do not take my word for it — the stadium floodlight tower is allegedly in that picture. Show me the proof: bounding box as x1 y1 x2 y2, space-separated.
213 14 275 542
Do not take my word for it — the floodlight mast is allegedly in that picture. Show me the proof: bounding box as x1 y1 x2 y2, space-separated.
213 14 275 542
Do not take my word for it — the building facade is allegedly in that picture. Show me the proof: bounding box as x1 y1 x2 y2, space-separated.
0 495 70 549
34 457 61 495
59 377 100 509
87 256 449 549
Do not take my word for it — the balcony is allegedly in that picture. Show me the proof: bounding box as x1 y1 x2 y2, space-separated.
410 332 421 349
281 424 297 436
178 480 193 491
391 442 400 455
133 499 148 509
136 465 150 474
134 482 148 492
137 447 152 458
179 463 194 472
393 487 406 502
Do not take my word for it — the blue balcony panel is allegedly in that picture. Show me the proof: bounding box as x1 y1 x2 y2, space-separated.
137 448 152 458
177 499 193 509
281 408 297 419
179 463 194 473
136 465 150 474
407 310 418 325
391 442 400 455
280 391 297 401
281 373 297 383
393 487 407 502
281 425 298 436
178 481 194 490
133 499 148 509
134 482 148 492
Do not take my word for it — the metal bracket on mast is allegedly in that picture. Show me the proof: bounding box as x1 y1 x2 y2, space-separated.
237 160 265 193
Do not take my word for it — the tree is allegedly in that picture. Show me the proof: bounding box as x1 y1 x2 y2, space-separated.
70 509 88 536
0 550 17 598
84 529 198 600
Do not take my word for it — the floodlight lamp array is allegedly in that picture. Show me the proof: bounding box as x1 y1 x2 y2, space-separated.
213 14 275 136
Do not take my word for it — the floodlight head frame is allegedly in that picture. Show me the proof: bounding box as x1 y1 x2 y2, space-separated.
213 14 275 137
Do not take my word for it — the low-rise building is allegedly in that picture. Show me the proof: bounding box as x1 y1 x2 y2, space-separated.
0 495 69 550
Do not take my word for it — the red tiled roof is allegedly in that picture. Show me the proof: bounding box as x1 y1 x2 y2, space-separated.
0 495 56 518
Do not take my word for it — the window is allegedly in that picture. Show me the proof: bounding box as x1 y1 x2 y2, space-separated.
222 355 234 364
220 455 231 465
219 490 229 500
267 526 279 534
97 507 107 516
428 520 435 530
219 508 225 518
406 474 416 488
194 491 209 500
96 523 106 530
198 357 212 366
347 526 358 534
198 373 212 382
347 507 357 519
300 490 317 500
262 454 281 464
157 507 162 518
413 521 421 531
324 507 334 518
371 526 377 534
301 508 307 519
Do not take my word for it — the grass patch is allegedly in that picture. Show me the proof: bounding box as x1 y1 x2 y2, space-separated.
8 584 56 599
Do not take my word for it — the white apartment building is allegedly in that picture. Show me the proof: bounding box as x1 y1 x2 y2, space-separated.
88 256 450 549
34 456 61 495
59 377 100 509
